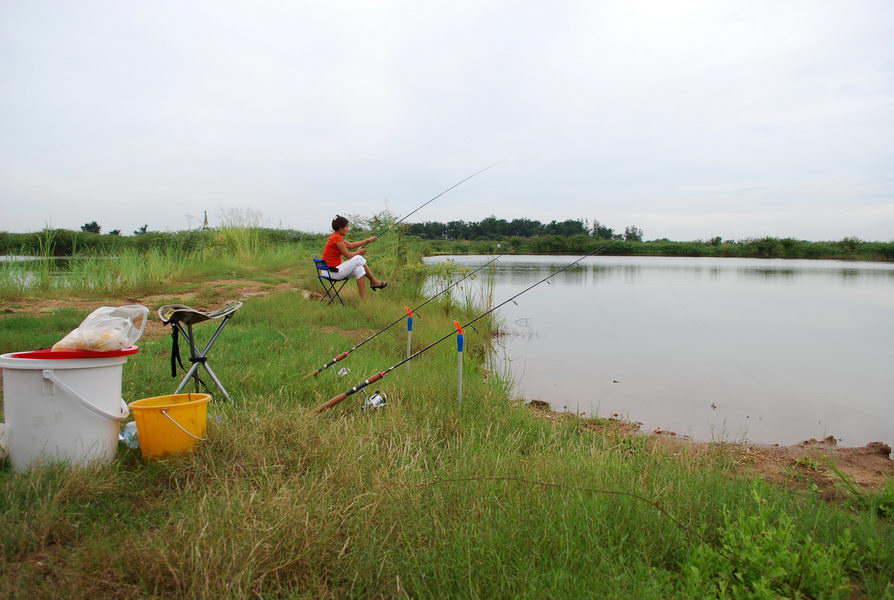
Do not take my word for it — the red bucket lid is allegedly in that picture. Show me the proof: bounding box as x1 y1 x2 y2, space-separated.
9 345 140 359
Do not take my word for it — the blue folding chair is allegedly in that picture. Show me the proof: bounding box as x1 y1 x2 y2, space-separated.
314 258 347 306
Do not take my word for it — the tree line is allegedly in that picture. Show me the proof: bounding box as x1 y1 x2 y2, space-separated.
80 221 150 236
406 217 644 242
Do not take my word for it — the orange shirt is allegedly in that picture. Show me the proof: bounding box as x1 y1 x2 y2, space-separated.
322 233 344 268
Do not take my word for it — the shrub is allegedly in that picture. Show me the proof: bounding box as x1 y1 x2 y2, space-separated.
680 487 859 599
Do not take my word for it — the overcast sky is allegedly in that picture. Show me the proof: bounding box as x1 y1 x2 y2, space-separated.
1 0 892 240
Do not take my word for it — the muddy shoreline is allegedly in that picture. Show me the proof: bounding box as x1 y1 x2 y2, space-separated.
526 400 893 497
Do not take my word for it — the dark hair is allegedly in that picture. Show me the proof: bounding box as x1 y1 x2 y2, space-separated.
331 215 348 231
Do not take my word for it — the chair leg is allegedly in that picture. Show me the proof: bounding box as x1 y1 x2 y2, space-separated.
317 278 333 303
318 277 346 305
331 280 347 305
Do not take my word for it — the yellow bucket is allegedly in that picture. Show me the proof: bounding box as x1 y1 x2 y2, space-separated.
128 393 210 459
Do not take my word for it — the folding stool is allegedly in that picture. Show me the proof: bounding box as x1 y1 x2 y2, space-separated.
158 301 243 401
313 258 348 306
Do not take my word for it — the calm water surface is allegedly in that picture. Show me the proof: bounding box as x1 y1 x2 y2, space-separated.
426 255 894 447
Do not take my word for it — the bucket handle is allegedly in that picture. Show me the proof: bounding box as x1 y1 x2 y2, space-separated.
160 410 207 441
41 369 130 422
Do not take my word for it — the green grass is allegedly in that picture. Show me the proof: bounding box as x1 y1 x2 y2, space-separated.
1 249 893 598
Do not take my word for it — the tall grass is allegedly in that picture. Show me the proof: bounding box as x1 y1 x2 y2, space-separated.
66 248 190 294
0 221 324 301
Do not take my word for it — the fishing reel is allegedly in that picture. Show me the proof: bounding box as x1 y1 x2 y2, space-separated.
361 389 387 410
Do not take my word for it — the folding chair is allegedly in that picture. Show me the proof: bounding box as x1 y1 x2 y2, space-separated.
158 301 244 402
314 258 348 306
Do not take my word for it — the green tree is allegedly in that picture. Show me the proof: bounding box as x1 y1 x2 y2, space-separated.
81 221 101 234
133 224 149 235
623 225 643 242
591 220 614 239
108 229 122 236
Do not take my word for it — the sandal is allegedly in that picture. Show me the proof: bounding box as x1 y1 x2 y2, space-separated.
371 281 389 291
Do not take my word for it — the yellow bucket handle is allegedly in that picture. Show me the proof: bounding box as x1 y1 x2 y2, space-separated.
160 409 207 441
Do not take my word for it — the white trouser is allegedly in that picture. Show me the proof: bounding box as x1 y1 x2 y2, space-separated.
330 255 367 281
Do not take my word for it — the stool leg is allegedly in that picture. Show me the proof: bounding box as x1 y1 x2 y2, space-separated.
170 315 237 400
174 362 201 394
202 361 232 402
187 323 202 392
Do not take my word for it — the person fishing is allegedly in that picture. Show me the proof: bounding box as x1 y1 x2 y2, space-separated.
322 215 388 300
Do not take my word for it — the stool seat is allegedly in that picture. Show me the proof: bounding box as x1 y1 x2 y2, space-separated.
158 301 243 402
158 301 243 326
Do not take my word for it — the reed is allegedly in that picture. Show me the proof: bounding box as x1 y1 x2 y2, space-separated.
66 248 189 294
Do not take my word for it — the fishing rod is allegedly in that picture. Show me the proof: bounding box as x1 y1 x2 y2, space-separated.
302 254 503 379
374 161 505 238
314 240 621 413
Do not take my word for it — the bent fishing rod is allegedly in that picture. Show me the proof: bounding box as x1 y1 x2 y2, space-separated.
314 240 620 413
302 254 503 379
374 161 505 238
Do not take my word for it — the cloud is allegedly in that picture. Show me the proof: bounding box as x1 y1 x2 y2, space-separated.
1 0 892 239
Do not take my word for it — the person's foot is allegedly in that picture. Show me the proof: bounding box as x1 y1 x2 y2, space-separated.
371 281 388 290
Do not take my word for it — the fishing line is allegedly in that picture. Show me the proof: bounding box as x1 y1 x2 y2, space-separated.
302 255 503 379
315 240 623 413
386 476 818 600
375 161 505 238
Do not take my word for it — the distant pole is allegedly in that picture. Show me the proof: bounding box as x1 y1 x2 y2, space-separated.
405 307 413 365
454 320 463 408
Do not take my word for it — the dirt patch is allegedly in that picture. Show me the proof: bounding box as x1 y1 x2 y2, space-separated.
526 403 893 496
731 437 892 496
2 279 302 319
526 400 642 436
320 325 376 344
1 279 311 344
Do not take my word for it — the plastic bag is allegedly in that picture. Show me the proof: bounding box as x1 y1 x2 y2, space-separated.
52 305 149 352
119 421 139 449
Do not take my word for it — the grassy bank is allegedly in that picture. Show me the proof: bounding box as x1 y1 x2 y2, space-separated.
0 224 421 301
0 228 325 302
1 238 893 598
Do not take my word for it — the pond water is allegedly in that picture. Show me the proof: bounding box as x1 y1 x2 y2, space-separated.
425 255 894 447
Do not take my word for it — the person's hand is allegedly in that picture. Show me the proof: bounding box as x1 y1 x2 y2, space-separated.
358 248 367 255
368 236 378 244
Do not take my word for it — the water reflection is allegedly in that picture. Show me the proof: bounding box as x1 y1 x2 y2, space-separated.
445 257 894 287
426 255 894 448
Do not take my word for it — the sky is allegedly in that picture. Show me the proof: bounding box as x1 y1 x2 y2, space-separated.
1 0 892 241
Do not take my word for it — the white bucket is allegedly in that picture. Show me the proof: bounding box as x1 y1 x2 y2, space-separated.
0 347 137 472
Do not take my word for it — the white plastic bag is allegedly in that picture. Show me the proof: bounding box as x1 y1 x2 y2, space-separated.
52 305 149 352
